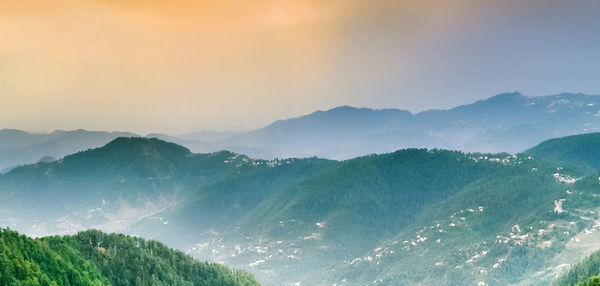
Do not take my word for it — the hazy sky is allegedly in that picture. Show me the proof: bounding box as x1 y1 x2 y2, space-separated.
1 0 600 134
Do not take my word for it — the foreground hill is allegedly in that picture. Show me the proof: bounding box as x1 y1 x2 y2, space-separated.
0 228 259 285
4 136 600 285
554 250 600 286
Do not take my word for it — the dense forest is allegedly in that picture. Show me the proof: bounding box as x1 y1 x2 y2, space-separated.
554 250 600 286
0 228 259 286
525 132 600 175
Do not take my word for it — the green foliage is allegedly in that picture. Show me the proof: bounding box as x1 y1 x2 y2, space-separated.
579 276 600 286
335 152 581 286
0 228 259 286
0 228 109 286
554 250 600 286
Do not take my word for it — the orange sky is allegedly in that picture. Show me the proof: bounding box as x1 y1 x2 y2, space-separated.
2 0 599 134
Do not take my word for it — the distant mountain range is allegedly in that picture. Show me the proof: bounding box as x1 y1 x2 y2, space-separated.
3 133 600 285
0 129 136 172
168 92 600 159
3 92 600 172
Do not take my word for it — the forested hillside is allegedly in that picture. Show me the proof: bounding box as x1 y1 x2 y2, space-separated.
4 136 600 285
0 228 259 286
554 250 600 286
526 133 600 174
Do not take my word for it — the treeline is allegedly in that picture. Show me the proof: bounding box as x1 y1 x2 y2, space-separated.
579 276 600 286
0 228 259 286
554 250 600 286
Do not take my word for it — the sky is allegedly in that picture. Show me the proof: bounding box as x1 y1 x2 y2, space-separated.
1 0 600 134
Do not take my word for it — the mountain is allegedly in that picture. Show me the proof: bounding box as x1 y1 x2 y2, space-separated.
5 136 600 285
174 92 600 159
0 137 261 236
154 150 600 286
526 133 600 175
4 92 600 168
0 228 259 285
0 129 138 172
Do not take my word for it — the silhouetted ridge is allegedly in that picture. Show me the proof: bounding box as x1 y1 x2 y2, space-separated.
260 105 412 135
53 137 192 179
103 137 191 156
486 92 525 101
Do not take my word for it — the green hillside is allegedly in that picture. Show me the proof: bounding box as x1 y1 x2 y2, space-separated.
579 277 600 286
4 136 600 285
0 228 259 286
135 148 596 285
554 250 600 286
140 149 506 284
340 155 583 285
525 132 600 174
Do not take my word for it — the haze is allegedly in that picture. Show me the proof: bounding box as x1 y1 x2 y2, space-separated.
1 0 599 134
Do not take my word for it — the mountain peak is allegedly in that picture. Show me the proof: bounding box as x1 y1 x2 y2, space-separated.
323 105 411 115
0 129 30 135
35 137 194 180
326 105 362 112
261 105 412 136
486 92 526 101
103 137 191 155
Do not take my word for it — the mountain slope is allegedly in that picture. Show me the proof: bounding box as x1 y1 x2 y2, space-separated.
0 138 334 239
4 135 600 285
0 228 259 285
554 249 600 286
135 149 504 284
526 133 600 174
126 146 600 285
0 137 261 236
169 152 600 286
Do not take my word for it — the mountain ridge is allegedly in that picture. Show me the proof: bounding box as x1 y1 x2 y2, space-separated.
4 134 600 284
4 92 600 169
172 92 600 159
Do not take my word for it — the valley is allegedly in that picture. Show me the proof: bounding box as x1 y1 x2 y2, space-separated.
3 133 600 285
4 2 599 284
